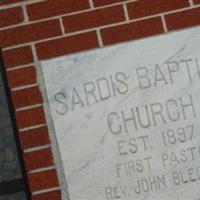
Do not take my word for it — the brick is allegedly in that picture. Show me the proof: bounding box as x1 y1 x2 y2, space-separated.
2 46 33 68
0 0 23 5
32 190 61 200
193 0 200 4
36 31 99 60
16 106 45 129
165 7 200 31
7 66 36 88
27 0 89 21
24 148 53 171
0 7 23 28
11 86 43 109
127 0 189 19
93 0 127 7
19 126 50 149
0 20 61 48
101 17 164 45
28 169 59 192
63 5 125 33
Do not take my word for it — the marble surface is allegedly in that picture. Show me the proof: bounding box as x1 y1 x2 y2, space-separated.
41 27 200 200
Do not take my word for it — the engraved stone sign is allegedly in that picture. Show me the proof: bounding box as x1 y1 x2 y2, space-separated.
41 27 200 200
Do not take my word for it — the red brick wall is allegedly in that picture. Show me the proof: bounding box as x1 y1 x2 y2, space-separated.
0 0 200 199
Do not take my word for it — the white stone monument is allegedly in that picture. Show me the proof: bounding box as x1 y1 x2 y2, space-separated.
41 27 200 200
